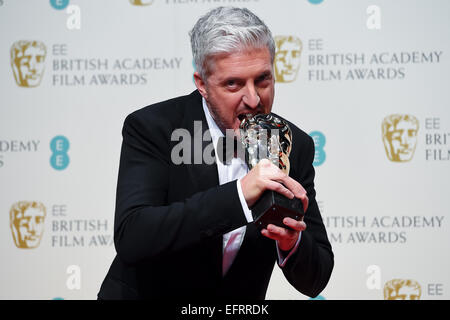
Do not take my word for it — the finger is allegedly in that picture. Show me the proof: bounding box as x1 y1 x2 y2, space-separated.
261 228 286 242
277 176 309 212
282 218 307 232
300 195 309 213
263 224 299 242
277 175 305 198
265 180 294 199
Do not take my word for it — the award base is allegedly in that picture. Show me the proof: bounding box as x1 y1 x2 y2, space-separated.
251 190 304 230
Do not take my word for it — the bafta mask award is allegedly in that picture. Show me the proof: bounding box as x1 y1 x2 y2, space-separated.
240 114 304 230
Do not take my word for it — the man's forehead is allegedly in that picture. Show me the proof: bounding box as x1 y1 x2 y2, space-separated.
212 51 272 75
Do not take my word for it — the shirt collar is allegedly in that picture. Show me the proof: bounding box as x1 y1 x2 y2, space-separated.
202 97 224 145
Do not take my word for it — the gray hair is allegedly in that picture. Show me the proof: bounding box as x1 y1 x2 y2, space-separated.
189 7 275 80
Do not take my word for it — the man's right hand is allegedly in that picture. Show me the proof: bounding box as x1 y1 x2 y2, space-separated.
240 159 308 211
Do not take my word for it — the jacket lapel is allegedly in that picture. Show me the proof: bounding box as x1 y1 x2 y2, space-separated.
183 90 219 193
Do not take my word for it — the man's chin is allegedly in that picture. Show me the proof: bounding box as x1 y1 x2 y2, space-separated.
224 123 241 137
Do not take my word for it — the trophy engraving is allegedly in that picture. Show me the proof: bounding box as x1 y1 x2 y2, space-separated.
240 114 304 230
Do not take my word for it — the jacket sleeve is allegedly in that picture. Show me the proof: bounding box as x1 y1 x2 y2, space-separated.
113 111 248 266
280 134 334 298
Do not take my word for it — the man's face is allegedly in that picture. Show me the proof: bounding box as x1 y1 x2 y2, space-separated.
195 48 275 135
274 39 302 83
386 120 418 162
13 207 46 248
14 45 46 87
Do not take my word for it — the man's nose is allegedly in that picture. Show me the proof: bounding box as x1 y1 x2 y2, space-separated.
242 82 260 109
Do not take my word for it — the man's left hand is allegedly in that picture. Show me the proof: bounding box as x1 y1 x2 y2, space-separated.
261 217 307 251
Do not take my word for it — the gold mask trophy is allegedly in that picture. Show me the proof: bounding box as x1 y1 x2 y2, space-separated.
240 114 304 230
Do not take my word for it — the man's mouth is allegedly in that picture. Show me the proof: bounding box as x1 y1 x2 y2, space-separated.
237 113 260 122
237 114 249 122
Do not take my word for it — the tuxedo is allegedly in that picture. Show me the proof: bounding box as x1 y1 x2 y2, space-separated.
98 90 333 300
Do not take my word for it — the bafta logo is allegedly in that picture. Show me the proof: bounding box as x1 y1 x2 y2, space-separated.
10 201 46 249
384 279 422 300
382 114 419 162
129 0 154 5
10 41 47 88
274 35 303 83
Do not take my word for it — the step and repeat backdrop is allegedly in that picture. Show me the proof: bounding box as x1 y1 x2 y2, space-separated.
1 0 449 300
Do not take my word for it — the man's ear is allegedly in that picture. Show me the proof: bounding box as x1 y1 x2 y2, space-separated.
193 72 208 99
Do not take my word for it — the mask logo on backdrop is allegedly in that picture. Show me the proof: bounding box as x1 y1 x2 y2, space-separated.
274 36 303 83
10 202 113 249
129 0 154 5
382 114 419 162
10 41 47 88
10 201 47 249
384 279 421 300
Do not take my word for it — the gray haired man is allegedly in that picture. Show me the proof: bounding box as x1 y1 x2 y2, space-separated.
98 6 333 300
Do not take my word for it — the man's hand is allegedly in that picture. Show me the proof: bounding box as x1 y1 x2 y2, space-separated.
262 218 307 251
240 159 309 251
240 159 308 209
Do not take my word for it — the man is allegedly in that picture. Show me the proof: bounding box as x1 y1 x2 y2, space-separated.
98 6 333 300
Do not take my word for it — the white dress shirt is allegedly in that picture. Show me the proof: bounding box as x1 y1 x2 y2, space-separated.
201 98 301 276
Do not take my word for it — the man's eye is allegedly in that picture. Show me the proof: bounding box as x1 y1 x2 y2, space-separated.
256 74 272 85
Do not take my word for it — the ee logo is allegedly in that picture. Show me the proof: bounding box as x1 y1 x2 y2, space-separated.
50 0 69 10
309 131 326 166
50 135 70 170
308 0 324 4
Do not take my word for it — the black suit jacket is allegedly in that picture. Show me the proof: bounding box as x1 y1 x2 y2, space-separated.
98 90 333 300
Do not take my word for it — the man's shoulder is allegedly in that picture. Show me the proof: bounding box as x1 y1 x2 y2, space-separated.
272 112 313 147
125 90 202 128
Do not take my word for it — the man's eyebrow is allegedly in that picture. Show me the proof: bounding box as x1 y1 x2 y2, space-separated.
220 76 241 83
258 70 272 78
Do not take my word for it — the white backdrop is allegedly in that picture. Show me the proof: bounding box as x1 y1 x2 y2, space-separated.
1 0 449 300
